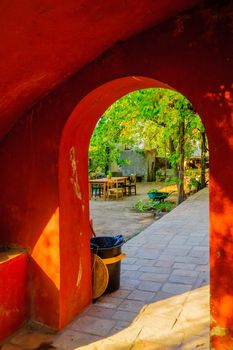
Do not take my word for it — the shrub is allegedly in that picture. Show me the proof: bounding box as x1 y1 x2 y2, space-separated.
149 201 175 212
147 188 158 194
134 199 150 213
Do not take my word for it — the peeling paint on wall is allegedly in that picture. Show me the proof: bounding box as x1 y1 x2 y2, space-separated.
69 146 82 200
211 325 228 337
76 259 83 288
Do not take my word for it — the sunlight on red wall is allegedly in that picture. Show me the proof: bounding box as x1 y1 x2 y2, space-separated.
210 179 233 329
32 207 60 289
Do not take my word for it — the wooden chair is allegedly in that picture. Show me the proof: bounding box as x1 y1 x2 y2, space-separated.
91 183 104 198
107 180 124 200
124 174 137 195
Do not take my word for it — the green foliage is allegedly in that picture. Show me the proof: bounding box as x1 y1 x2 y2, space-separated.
164 176 177 185
134 199 150 213
134 198 175 213
189 177 201 189
149 201 175 212
147 188 159 194
89 87 207 177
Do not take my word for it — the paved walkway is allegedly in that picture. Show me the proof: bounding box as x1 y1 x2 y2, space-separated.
2 189 209 350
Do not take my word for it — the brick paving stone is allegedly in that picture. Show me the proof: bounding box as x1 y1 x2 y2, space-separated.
107 320 130 336
127 290 156 302
123 247 139 256
142 243 167 250
191 246 209 251
193 274 210 289
135 258 156 266
169 237 188 245
107 289 131 299
173 262 196 270
84 305 116 319
149 235 173 243
139 272 170 283
139 266 171 274
118 299 145 313
189 250 206 258
122 269 142 279
111 310 137 322
135 249 160 259
153 290 174 301
185 241 205 246
125 241 143 247
171 269 199 277
94 296 123 309
174 256 208 264
157 254 177 262
162 248 191 256
137 281 161 292
195 265 209 272
154 260 173 268
121 263 140 271
120 278 141 290
186 237 205 245
167 244 192 251
162 282 192 294
169 274 198 284
122 257 137 264
69 316 116 336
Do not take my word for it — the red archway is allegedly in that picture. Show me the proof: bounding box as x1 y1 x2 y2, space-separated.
58 75 207 326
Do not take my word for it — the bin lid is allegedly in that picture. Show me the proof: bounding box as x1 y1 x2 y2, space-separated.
90 235 124 250
92 254 109 299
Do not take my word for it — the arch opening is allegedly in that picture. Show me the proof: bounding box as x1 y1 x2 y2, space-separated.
59 75 210 329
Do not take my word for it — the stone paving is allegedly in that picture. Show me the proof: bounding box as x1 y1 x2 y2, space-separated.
1 188 209 350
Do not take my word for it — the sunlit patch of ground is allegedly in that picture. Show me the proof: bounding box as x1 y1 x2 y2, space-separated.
75 285 209 350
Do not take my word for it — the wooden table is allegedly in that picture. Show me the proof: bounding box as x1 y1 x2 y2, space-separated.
89 177 128 200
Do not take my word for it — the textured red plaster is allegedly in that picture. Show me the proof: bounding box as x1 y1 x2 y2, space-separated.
0 0 200 140
0 252 27 341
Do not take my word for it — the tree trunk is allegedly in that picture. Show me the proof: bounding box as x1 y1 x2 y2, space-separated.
105 145 110 174
177 121 185 205
169 137 178 178
200 131 206 189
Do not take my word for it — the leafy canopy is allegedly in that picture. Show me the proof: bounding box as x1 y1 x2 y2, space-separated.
89 88 204 174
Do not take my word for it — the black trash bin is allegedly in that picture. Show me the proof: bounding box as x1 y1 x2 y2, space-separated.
90 235 124 293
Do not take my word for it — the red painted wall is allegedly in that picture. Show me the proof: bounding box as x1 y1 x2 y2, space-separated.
0 252 27 341
0 1 232 347
0 0 200 141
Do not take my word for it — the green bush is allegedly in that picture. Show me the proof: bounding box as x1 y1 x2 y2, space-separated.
147 188 158 194
134 199 150 213
149 201 175 212
135 198 175 214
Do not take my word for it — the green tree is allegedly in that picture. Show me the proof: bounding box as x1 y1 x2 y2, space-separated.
89 88 208 203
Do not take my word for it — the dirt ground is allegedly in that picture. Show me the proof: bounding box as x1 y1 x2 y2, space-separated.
89 182 177 241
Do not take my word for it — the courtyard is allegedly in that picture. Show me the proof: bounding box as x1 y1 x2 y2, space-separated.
1 188 209 350
90 182 178 240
